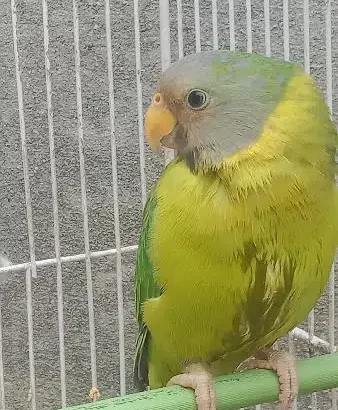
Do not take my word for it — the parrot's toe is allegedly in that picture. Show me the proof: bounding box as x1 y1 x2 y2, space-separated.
241 350 298 409
167 363 216 410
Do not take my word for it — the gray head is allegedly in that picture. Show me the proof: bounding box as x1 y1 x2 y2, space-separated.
144 50 301 172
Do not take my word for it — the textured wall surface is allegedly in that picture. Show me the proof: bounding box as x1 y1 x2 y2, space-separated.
0 1 337 409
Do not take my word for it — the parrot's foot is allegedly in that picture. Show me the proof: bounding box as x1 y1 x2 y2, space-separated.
167 363 216 410
241 349 298 409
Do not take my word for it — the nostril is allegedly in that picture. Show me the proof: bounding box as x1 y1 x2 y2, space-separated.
153 93 162 105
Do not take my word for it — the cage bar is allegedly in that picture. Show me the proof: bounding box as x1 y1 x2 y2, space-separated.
159 0 174 164
325 0 333 116
308 311 316 410
0 302 5 410
133 0 147 208
159 0 171 71
303 0 310 74
283 0 290 61
326 2 336 408
72 0 98 389
229 0 235 50
105 0 126 394
10 0 37 279
194 0 201 52
329 268 337 409
0 245 138 275
26 268 36 410
246 0 252 53
41 0 67 405
264 0 271 56
302 2 316 407
177 0 184 59
211 0 218 50
288 333 298 409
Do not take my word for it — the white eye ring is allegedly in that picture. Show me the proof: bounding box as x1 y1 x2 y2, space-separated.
186 89 209 110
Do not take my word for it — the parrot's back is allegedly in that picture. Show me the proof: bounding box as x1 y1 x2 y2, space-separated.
134 56 338 390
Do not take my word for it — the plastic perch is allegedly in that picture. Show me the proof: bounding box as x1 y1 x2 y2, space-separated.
63 353 338 410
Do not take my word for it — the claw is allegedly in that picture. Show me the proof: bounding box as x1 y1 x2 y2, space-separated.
242 349 298 409
167 363 216 410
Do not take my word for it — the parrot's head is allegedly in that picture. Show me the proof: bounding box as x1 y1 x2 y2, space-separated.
144 51 304 173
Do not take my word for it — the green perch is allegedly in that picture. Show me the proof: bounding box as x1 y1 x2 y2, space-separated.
64 352 338 410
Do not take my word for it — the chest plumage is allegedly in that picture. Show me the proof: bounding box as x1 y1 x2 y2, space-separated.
144 156 336 379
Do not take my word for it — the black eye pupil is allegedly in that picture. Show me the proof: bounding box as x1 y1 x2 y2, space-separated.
187 90 207 109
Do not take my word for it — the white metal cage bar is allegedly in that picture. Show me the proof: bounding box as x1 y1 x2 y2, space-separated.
329 268 337 410
326 1 336 408
105 0 126 394
264 0 271 57
194 0 201 53
177 0 184 59
72 0 98 390
288 333 297 410
160 0 175 164
211 0 218 50
303 0 310 75
302 2 316 408
0 302 5 410
0 246 138 275
26 268 36 410
229 0 235 51
283 0 290 61
133 0 147 208
41 0 67 405
246 0 253 53
11 0 37 279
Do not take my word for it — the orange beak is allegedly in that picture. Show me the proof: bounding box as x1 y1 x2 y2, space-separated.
144 92 177 152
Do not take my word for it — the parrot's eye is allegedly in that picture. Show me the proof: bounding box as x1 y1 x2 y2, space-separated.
186 89 209 110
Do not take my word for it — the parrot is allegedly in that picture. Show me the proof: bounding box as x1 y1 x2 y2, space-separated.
133 50 338 410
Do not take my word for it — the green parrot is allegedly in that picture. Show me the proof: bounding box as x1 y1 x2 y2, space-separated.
133 51 338 410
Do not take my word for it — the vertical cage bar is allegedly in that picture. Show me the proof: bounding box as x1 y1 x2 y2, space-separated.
304 2 315 408
283 0 290 61
26 268 36 410
105 0 126 394
308 308 317 410
11 0 37 279
177 0 184 59
159 0 174 164
264 0 271 56
194 0 201 52
211 0 218 50
308 312 315 347
159 0 171 70
325 0 333 116
0 302 5 410
72 0 98 389
246 0 252 53
229 0 235 51
41 0 67 405
288 332 298 409
303 0 310 74
329 267 337 409
133 0 147 208
326 4 336 407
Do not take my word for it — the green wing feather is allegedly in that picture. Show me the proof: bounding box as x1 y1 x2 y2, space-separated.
133 187 161 390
